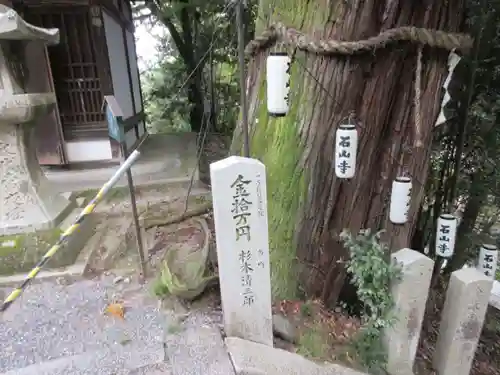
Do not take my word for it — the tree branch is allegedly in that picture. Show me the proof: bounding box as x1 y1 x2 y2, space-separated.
143 202 212 229
144 0 190 63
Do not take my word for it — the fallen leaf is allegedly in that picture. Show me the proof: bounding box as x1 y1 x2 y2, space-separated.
105 303 125 319
120 338 132 345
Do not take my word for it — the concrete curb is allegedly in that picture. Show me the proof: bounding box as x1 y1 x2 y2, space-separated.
0 263 86 287
225 337 368 375
164 325 236 375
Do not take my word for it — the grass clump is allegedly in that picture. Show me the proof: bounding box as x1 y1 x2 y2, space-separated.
297 320 330 360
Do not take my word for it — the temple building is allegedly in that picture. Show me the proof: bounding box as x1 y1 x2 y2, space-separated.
2 0 145 165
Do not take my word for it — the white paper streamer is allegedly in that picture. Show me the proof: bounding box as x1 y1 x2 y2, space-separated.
435 51 461 127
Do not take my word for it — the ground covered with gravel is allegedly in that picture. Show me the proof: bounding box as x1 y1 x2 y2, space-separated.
0 273 167 374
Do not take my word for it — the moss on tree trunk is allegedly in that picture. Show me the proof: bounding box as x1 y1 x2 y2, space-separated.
231 0 467 305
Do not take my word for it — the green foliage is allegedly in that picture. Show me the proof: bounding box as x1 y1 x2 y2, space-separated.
300 301 313 317
152 276 171 297
340 229 402 374
136 0 256 134
142 58 192 133
153 258 217 300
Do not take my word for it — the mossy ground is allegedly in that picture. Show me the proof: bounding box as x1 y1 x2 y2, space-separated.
0 228 79 276
76 186 131 203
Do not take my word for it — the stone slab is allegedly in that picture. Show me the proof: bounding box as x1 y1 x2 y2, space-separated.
384 248 433 375
225 337 368 375
210 156 273 346
433 268 493 375
164 325 235 375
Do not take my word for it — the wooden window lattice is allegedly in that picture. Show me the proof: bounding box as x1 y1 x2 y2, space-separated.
25 6 107 140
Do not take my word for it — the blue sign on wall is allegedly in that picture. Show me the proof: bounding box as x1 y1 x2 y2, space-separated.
104 95 124 143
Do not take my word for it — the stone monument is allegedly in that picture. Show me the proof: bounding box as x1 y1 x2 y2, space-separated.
210 156 273 347
0 4 74 236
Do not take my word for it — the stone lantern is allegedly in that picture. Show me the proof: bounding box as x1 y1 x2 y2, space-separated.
0 5 74 236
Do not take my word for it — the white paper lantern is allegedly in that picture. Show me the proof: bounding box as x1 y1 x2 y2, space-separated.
266 52 291 116
435 214 457 258
334 123 358 179
477 244 498 279
389 177 412 224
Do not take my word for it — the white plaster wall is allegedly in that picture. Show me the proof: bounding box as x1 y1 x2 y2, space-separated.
125 29 147 136
65 140 112 162
103 11 135 120
125 30 143 114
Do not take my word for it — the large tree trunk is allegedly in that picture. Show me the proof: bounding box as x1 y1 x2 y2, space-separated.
231 1 467 305
188 74 205 132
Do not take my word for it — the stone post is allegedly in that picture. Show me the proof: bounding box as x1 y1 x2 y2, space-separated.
384 248 434 375
433 268 493 375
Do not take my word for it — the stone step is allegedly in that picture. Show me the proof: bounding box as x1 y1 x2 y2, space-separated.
45 133 200 194
0 342 168 375
82 216 135 274
164 322 235 375
59 207 99 261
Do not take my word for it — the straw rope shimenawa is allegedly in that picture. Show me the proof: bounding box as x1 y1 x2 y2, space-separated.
245 22 473 56
246 23 472 149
